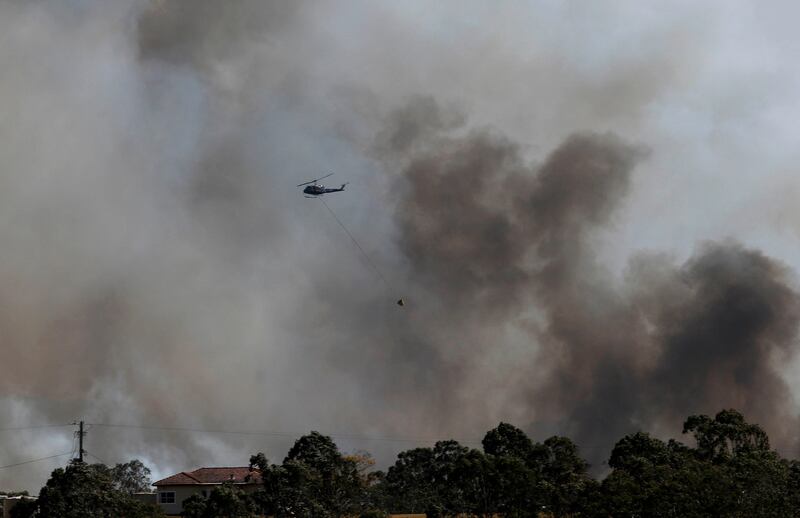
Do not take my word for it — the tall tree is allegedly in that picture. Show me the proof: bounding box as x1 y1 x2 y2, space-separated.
683 408 770 461
482 422 535 459
481 423 544 517
111 459 152 494
250 432 363 518
533 436 596 517
602 433 716 517
383 447 436 514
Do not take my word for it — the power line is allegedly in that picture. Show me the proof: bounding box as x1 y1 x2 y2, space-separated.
0 424 73 432
86 422 483 445
0 421 612 452
68 434 78 460
0 452 72 470
84 451 108 465
84 422 617 450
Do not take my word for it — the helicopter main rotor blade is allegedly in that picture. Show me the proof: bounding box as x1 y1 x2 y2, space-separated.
297 173 333 187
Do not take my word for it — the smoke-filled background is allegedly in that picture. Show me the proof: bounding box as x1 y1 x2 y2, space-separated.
3 0 800 490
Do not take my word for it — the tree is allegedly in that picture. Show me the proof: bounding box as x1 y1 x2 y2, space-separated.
600 411 797 518
383 447 436 514
284 432 362 517
532 436 596 517
344 451 385 511
785 460 800 516
111 459 152 494
682 409 791 517
243 412 800 517
285 431 343 472
182 493 209 518
427 440 471 516
449 447 498 517
383 425 596 517
482 422 535 459
384 440 501 517
683 409 770 461
601 433 715 517
607 431 673 474
725 448 793 517
250 432 364 518
486 453 539 518
36 460 163 518
480 423 543 517
343 451 379 487
182 484 258 518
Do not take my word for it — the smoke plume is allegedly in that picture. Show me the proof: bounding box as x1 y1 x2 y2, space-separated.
2 0 800 491
378 96 800 464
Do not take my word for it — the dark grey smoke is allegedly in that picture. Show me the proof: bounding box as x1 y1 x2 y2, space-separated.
645 244 800 440
379 98 800 466
137 1 301 69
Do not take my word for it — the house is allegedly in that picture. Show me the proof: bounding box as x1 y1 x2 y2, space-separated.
0 495 36 518
152 466 262 516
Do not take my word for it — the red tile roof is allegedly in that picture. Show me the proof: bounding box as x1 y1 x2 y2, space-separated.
154 467 262 486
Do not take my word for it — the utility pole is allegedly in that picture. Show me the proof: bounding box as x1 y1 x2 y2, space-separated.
74 420 86 463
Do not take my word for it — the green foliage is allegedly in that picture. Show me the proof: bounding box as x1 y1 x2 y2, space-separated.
20 413 767 517
683 408 770 461
182 484 258 518
600 411 796 518
111 459 152 494
489 452 539 516
483 422 535 459
375 411 797 517
35 460 163 518
252 431 363 518
181 493 209 518
379 426 597 517
602 434 717 517
248 452 268 471
25 411 796 517
538 436 595 516
285 431 341 469
383 446 436 513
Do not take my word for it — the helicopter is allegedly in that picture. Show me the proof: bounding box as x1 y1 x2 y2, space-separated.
298 172 405 307
297 173 348 198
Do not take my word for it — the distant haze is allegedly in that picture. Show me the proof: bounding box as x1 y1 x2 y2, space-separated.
2 0 800 491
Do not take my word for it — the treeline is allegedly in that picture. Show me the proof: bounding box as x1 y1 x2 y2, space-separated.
240 409 800 517
10 409 800 517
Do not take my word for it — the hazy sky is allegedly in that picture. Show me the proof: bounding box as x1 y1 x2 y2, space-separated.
2 0 800 491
